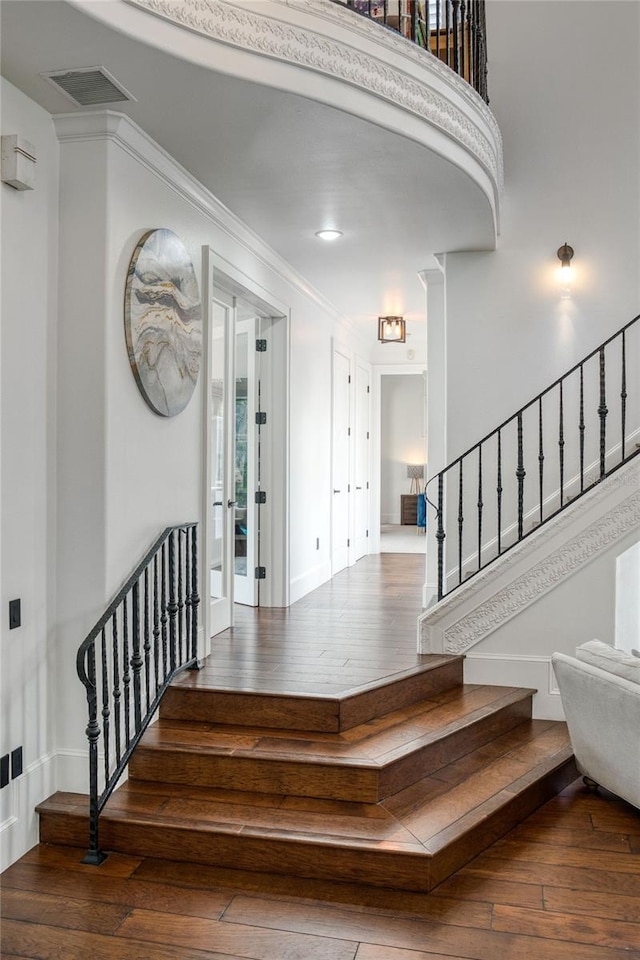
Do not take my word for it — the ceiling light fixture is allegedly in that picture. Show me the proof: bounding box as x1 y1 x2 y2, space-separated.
315 229 343 241
378 316 406 343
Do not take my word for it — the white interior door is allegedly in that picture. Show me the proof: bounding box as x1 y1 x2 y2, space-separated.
233 317 258 606
332 350 351 575
208 293 236 637
354 362 370 560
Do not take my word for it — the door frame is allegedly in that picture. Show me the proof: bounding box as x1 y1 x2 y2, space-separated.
201 246 290 648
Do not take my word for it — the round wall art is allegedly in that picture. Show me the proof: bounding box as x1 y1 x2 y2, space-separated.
124 228 202 417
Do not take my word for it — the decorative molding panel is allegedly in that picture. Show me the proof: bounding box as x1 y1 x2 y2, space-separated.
126 0 503 203
420 458 640 655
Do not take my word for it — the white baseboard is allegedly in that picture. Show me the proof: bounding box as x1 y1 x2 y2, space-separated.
0 751 56 872
290 561 332 605
463 652 564 720
381 514 400 525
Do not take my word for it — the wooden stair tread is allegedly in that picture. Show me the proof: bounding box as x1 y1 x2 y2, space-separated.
37 720 576 893
139 685 534 766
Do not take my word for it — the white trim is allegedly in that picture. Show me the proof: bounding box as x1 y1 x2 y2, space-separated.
462 653 564 720
290 561 332 605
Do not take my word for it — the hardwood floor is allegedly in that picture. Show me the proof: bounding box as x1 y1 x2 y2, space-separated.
3 554 640 957
3 781 640 959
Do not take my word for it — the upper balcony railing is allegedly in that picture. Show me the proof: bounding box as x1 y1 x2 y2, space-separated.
332 0 488 102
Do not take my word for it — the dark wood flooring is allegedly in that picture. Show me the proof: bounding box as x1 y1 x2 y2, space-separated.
3 554 640 958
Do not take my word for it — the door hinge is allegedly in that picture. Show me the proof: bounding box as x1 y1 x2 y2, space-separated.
348 427 351 436
255 566 267 580
255 411 267 425
347 538 350 547
366 530 369 537
366 481 369 489
348 374 351 383
367 385 370 393
347 483 351 493
255 490 267 504
256 339 267 352
366 431 369 439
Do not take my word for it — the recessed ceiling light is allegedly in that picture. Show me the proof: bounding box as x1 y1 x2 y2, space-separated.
315 229 343 241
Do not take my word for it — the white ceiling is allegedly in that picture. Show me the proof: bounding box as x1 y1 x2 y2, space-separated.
0 0 495 344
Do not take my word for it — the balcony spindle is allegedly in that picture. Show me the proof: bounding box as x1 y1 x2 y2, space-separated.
131 580 143 731
496 428 503 555
191 524 200 664
111 612 121 765
100 628 110 787
598 347 608 478
143 567 151 712
153 554 160 696
168 531 178 673
178 528 184 662
452 0 460 72
122 597 131 746
460 0 466 80
161 542 168 677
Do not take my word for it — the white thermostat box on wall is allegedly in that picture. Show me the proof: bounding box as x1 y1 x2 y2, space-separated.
1 135 36 190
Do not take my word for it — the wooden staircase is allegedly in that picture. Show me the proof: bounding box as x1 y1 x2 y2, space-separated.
37 654 577 893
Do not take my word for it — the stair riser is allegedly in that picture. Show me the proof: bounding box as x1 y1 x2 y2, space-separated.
38 756 577 893
160 659 464 733
129 696 532 802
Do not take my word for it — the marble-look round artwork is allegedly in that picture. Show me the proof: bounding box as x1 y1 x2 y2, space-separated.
124 228 202 417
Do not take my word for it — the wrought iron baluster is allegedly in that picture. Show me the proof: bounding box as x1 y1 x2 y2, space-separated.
496 428 503 555
516 413 525 540
161 542 168 677
452 0 460 73
131 579 143 732
460 0 466 79
100 629 110 790
477 443 483 570
143 567 151 712
558 381 565 509
168 530 178 673
122 596 131 746
621 330 627 461
177 528 184 664
185 529 192 663
436 472 445 600
111 612 121 765
598 347 608 478
153 554 160 696
579 364 585 493
445 0 451 65
538 397 544 523
191 525 200 663
436 0 441 59
457 458 464 584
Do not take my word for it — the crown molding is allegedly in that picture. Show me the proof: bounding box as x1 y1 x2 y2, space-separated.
124 0 502 214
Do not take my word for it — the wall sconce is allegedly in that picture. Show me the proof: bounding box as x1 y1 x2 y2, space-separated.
378 316 406 343
557 242 574 299
407 463 424 494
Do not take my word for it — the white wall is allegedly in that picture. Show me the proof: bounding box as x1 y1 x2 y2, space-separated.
616 540 640 655
442 0 640 461
380 374 426 524
0 79 59 869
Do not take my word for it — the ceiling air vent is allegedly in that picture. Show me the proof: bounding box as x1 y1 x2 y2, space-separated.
42 66 136 107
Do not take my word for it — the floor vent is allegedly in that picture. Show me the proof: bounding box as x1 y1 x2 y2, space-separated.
42 66 136 107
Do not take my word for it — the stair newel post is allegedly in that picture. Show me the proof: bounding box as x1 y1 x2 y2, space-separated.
598 346 608 478
190 524 200 667
538 397 544 524
558 381 565 509
477 443 483 571
79 641 107 865
579 364 585 493
436 473 446 601
131 579 143 732
516 412 525 541
620 330 627 461
496 428 502 555
168 530 178 673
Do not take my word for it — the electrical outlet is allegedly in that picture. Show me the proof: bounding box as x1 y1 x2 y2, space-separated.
11 746 23 779
9 598 21 629
0 754 9 789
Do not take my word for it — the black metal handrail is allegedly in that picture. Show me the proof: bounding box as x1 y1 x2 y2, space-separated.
426 315 639 601
77 523 200 864
332 0 489 102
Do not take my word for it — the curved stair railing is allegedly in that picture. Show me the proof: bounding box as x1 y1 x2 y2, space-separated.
426 315 639 601
332 0 489 102
77 523 200 864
